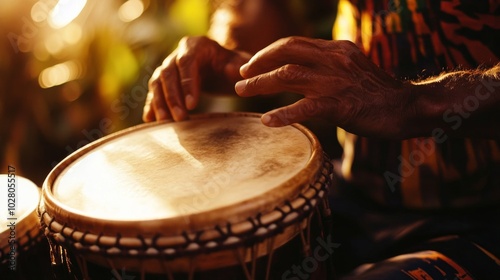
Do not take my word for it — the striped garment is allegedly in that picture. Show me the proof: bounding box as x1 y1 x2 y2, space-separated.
334 0 500 209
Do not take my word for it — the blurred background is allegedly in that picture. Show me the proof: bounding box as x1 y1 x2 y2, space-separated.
1 0 338 187
1 0 211 185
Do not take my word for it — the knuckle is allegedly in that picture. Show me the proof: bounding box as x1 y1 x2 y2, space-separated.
159 66 175 80
276 64 303 82
281 36 304 46
180 35 210 50
148 68 162 87
245 75 260 89
337 40 356 47
337 40 361 55
299 99 319 117
178 36 192 46
176 52 194 66
276 113 291 124
161 52 176 67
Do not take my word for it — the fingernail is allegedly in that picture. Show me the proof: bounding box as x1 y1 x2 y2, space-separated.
173 106 184 120
240 63 249 75
235 80 246 95
157 108 167 120
185 95 195 109
262 114 272 125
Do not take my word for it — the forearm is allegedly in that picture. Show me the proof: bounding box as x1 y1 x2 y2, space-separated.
207 0 304 53
407 64 500 139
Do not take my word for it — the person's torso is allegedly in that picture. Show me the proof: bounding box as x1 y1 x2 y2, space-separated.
333 0 500 209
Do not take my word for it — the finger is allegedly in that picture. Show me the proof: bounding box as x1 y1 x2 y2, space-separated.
176 38 202 110
261 98 324 127
236 64 330 97
144 67 163 122
240 37 336 78
151 80 172 121
142 91 155 122
159 56 188 121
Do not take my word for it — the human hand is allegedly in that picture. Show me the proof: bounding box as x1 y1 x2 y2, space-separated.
235 37 415 138
143 36 251 122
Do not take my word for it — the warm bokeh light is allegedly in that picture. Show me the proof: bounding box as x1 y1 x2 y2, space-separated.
44 33 64 55
332 0 357 42
208 8 233 48
31 1 52 23
49 0 87 29
62 23 83 44
1 0 211 185
33 42 50 61
118 0 144 23
39 60 82 88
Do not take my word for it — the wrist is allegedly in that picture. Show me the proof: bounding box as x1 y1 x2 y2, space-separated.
402 81 448 139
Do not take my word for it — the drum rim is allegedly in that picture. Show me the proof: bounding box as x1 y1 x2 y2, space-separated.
39 157 332 260
39 112 329 255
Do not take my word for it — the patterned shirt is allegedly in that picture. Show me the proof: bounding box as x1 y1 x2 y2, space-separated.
334 0 500 209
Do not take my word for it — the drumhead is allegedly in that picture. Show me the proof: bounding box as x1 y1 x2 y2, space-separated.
40 113 324 237
1 175 40 262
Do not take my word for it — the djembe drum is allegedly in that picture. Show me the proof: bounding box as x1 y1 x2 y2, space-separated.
38 113 334 280
1 175 51 280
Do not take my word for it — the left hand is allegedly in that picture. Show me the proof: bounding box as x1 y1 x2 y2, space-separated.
235 36 415 138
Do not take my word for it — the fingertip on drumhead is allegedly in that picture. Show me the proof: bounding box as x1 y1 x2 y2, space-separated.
142 108 155 123
261 113 288 127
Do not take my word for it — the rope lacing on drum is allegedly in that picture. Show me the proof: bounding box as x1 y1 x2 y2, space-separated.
273 201 289 218
79 231 90 248
214 224 226 240
59 222 70 244
93 232 105 254
178 230 205 255
47 214 57 233
151 233 161 250
299 192 314 213
68 226 78 241
283 200 297 224
114 233 122 248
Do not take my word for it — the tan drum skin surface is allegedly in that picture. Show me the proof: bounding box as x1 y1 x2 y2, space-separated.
40 113 324 237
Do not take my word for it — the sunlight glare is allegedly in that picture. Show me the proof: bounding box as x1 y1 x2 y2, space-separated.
49 0 87 29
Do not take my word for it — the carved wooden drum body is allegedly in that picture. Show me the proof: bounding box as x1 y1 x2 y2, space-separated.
39 113 333 280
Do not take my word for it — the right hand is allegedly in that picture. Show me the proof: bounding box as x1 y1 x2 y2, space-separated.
143 36 251 122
